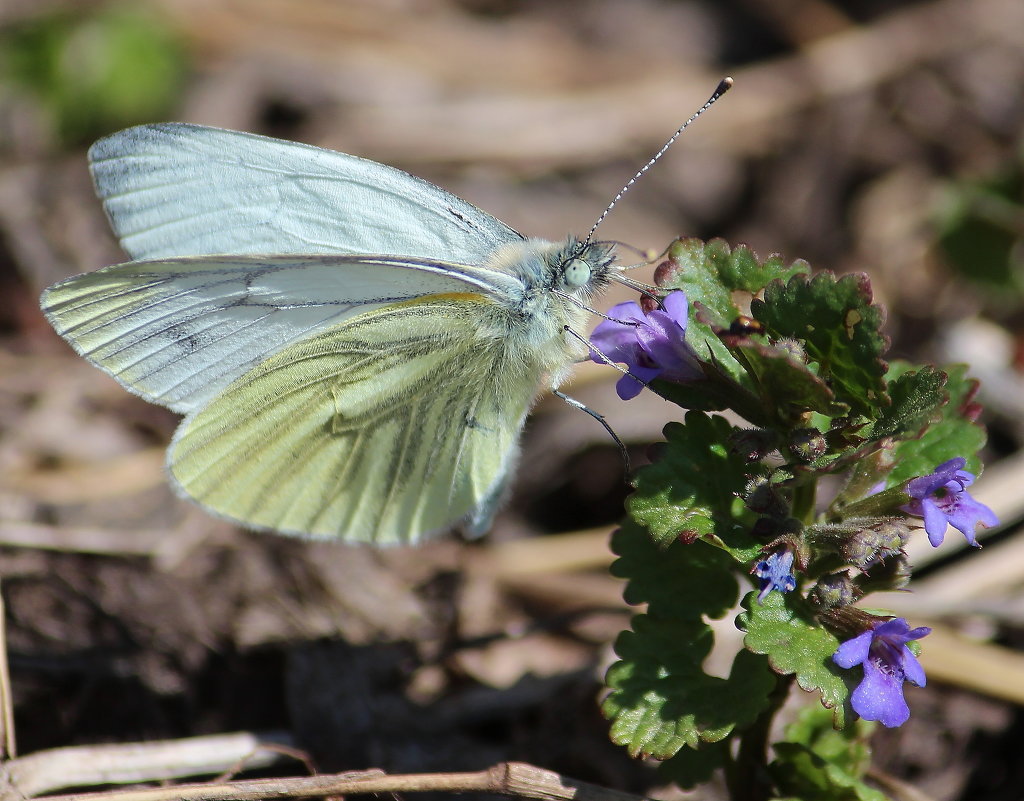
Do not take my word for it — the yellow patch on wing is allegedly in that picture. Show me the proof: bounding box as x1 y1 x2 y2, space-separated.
389 291 491 307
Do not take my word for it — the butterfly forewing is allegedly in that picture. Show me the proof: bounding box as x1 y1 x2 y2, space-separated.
41 255 522 415
90 123 524 263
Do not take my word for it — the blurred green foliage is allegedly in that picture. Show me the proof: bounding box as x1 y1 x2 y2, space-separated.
1 5 186 146
934 141 1024 303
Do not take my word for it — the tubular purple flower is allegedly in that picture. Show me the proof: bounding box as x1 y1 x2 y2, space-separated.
833 617 930 728
752 549 796 603
589 291 702 400
901 458 998 547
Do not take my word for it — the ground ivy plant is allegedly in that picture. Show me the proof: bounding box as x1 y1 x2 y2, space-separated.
592 237 997 800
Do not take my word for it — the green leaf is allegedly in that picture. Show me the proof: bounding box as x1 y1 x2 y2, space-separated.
660 238 737 322
610 522 741 614
869 366 947 440
603 616 777 758
771 743 889 801
627 412 752 551
772 707 889 801
606 508 775 762
751 273 889 416
738 591 854 728
657 238 809 390
657 738 730 789
714 242 812 293
660 240 742 383
886 364 986 485
662 238 811 300
649 376 730 412
731 339 848 418
782 705 875 775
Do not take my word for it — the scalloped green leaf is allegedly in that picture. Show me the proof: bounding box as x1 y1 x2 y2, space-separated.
627 412 752 551
731 339 848 418
662 237 811 300
737 591 854 728
657 239 809 389
660 238 737 321
869 366 946 440
662 243 743 384
603 616 776 758
781 705 876 777
714 241 812 293
610 522 740 615
772 708 888 801
771 743 889 801
886 364 986 485
751 272 889 416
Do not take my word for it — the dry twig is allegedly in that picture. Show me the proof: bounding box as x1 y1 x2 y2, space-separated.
0 583 14 761
0 732 295 799
13 761 654 801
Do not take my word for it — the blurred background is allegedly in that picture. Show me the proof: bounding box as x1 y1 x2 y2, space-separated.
1 0 1023 798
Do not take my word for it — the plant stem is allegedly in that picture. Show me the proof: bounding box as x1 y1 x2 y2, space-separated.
791 480 817 525
724 674 794 801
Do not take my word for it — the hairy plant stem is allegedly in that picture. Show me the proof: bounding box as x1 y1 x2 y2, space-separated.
724 674 795 801
791 480 817 525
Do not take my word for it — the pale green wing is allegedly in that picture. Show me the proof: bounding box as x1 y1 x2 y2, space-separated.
90 123 523 262
168 295 540 544
41 255 523 414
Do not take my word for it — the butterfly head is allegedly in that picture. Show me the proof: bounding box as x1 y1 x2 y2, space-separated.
551 236 617 299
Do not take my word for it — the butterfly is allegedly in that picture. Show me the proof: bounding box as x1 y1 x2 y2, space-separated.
40 81 730 545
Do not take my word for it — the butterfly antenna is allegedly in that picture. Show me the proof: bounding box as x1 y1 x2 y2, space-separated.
584 76 733 245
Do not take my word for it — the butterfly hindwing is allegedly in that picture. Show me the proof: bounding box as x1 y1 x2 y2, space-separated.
168 295 538 544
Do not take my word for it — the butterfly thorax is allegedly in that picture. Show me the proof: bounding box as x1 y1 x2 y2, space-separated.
476 236 617 387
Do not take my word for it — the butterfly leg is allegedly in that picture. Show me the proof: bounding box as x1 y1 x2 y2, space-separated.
551 389 630 474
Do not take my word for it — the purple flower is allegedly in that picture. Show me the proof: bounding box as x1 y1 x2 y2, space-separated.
833 618 931 728
901 458 998 547
753 550 796 602
589 291 702 400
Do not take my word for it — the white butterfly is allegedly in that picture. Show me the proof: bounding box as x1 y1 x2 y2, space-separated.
40 80 730 545
41 123 619 544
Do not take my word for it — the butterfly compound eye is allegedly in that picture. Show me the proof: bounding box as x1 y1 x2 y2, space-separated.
562 258 592 288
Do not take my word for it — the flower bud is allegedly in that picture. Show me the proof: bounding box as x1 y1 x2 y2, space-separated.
809 572 863 610
838 518 911 569
730 428 781 462
743 476 789 517
806 517 910 570
789 427 826 463
818 605 879 639
751 517 780 540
